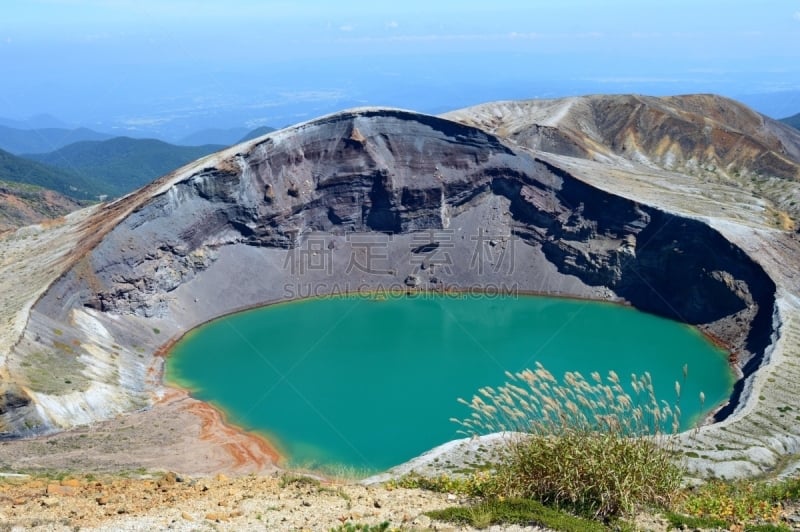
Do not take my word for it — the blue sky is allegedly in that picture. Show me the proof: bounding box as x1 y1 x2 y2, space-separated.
1 0 799 139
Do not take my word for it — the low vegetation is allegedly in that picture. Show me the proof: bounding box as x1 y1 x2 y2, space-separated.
780 112 800 131
16 348 90 395
427 498 606 531
393 362 800 531
453 364 684 519
0 147 102 200
25 137 224 197
670 477 800 530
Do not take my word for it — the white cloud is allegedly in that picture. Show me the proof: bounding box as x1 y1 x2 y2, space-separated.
245 117 273 129
509 32 540 40
248 90 347 110
386 21 399 28
82 32 111 42
583 76 690 84
794 11 800 21
122 117 172 127
334 31 606 45
630 32 663 39
339 25 354 32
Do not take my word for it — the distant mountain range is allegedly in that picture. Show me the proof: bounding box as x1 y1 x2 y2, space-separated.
236 125 276 143
0 118 277 154
781 113 800 130
0 148 104 200
0 120 277 230
23 137 225 197
177 125 276 146
0 126 114 155
0 118 279 208
0 114 71 129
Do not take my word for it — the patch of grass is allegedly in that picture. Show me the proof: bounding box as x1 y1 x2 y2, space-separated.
318 486 353 509
409 363 800 531
759 476 800 501
427 498 606 532
745 525 791 532
26 470 72 481
387 471 494 498
664 510 726 529
51 340 75 354
491 429 682 518
455 364 684 518
117 467 149 478
17 349 90 394
675 478 795 527
467 505 493 529
279 473 321 489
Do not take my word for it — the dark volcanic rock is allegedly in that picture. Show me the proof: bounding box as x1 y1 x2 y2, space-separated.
0 384 37 439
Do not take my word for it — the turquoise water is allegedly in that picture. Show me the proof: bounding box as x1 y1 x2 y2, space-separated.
165 294 735 475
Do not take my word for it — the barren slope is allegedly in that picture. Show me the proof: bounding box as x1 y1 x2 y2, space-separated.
0 181 84 232
446 94 800 230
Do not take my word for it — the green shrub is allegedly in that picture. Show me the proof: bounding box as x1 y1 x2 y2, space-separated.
664 510 727 529
387 471 494 498
427 498 606 532
745 525 792 532
676 478 791 527
494 427 681 518
454 363 684 518
278 473 321 489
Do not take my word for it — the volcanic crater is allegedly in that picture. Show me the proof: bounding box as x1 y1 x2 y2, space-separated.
2 96 800 480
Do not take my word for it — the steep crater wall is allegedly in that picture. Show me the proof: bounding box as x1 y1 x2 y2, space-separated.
0 109 776 440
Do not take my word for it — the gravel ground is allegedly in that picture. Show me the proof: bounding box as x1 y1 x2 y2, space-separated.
0 472 551 531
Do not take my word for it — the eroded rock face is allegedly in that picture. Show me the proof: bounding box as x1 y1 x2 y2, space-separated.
0 108 776 438
448 94 800 179
446 95 800 229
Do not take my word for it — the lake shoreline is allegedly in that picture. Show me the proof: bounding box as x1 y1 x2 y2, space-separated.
157 289 736 478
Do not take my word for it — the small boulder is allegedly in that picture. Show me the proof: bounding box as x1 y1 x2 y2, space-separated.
404 275 420 287
46 483 76 496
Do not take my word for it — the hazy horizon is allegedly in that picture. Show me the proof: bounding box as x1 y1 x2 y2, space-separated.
2 0 800 140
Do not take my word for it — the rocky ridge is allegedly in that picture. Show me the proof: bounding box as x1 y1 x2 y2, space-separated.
445 94 800 229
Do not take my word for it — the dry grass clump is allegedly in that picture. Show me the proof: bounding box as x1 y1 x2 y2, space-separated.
453 362 684 519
